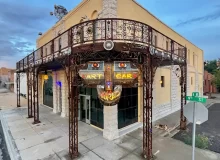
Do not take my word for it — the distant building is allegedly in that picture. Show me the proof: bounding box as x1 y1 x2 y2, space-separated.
204 70 217 94
0 67 15 91
14 73 27 97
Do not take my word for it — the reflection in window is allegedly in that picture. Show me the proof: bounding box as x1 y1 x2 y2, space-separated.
50 44 53 55
188 49 190 64
178 47 181 57
161 76 165 87
154 35 157 46
166 41 169 51
118 88 138 129
59 38 62 51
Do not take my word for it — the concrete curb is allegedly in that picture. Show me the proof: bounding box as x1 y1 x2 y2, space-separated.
0 111 21 160
206 102 215 109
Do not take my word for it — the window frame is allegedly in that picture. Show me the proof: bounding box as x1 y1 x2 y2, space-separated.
161 76 165 87
58 38 62 51
154 35 157 47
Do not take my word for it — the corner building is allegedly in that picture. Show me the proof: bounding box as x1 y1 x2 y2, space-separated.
16 0 203 158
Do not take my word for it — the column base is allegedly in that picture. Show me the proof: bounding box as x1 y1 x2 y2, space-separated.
103 129 119 141
143 153 155 160
53 108 60 114
32 120 41 124
103 104 119 141
61 112 67 117
69 151 79 159
180 119 187 130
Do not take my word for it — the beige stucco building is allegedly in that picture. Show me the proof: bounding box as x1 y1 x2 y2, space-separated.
19 0 203 141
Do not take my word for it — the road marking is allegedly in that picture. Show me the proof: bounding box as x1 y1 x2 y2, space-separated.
154 150 160 155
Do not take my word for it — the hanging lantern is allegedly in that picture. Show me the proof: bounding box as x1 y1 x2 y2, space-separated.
43 75 48 80
43 70 48 80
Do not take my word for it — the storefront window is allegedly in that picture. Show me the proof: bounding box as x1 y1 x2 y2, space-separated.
118 88 138 129
43 75 53 108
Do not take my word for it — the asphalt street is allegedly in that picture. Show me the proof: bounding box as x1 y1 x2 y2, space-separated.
0 121 10 160
0 88 11 160
173 103 220 153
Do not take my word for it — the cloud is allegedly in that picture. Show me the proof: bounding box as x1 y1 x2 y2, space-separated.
175 8 220 27
0 1 55 68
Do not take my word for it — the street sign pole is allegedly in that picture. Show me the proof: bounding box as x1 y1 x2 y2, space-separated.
192 102 196 160
184 92 208 160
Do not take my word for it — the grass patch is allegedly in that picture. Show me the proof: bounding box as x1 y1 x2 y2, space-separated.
184 134 209 149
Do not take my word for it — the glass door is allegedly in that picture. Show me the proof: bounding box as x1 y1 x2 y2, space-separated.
79 95 91 124
85 96 91 124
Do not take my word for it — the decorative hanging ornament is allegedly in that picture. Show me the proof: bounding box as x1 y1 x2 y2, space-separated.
43 75 48 80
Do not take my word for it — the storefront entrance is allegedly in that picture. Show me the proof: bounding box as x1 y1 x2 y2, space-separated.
43 75 53 108
79 95 91 124
79 87 104 129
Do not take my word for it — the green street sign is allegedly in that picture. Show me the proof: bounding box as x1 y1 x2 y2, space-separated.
186 96 207 103
196 97 207 103
192 92 199 97
186 96 195 101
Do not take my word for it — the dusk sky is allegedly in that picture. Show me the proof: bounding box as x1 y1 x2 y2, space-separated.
0 0 219 68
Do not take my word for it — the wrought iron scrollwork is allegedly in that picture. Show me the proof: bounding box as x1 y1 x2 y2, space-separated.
16 18 188 160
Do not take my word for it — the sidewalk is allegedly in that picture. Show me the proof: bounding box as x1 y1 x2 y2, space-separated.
0 92 220 160
0 105 219 160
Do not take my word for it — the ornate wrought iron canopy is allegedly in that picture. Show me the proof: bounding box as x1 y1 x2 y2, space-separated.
16 18 187 160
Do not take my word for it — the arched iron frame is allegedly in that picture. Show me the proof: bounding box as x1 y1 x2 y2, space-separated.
16 18 187 160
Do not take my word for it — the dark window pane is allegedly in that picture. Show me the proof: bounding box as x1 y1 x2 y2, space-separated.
90 88 103 129
43 75 53 108
91 108 97 122
118 88 138 129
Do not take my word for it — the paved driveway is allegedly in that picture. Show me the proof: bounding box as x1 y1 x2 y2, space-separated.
173 103 220 153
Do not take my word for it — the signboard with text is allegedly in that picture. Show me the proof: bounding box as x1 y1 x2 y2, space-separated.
79 61 139 106
185 92 207 103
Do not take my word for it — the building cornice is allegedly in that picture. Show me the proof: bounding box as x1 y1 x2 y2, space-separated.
132 0 203 52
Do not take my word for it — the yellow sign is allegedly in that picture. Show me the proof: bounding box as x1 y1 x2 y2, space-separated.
99 91 121 101
114 72 138 79
79 73 104 80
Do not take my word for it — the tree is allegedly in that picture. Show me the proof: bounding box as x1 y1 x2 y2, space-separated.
213 69 220 92
204 60 217 74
